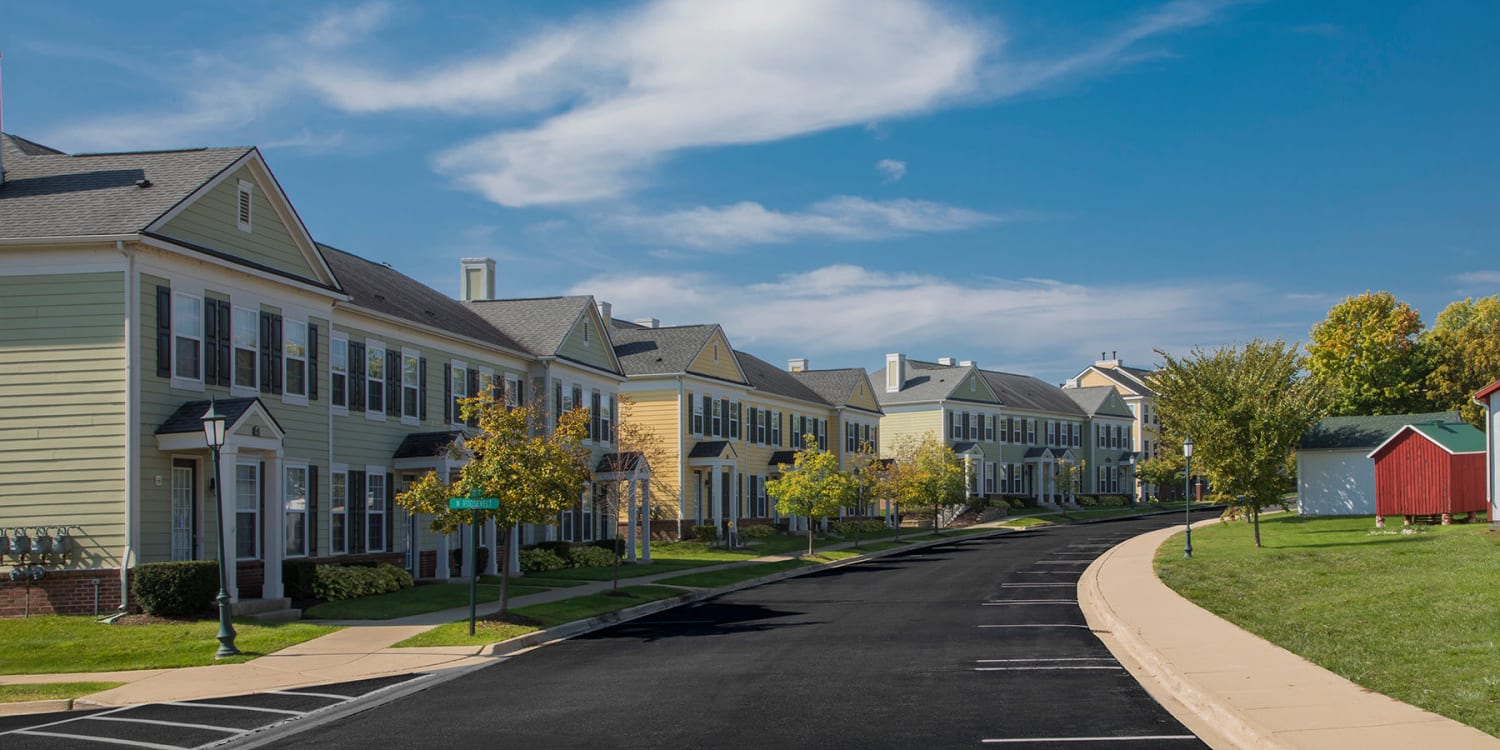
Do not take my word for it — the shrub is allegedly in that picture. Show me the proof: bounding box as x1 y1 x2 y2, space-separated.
567 545 619 568
133 561 219 617
1077 495 1099 507
1098 495 1128 507
692 525 718 542
520 547 568 573
830 519 886 536
536 540 573 557
591 538 626 556
313 563 412 601
282 560 319 600
738 524 777 539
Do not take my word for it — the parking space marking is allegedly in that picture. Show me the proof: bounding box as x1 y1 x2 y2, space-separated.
84 715 241 734
977 658 1115 663
1033 560 1092 565
161 701 304 716
10 728 183 750
1000 582 1074 587
977 624 1091 629
264 690 353 701
982 736 1198 744
982 600 1078 605
975 665 1122 671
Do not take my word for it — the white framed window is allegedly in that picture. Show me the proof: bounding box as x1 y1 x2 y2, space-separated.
330 335 348 412
367 471 387 552
691 394 704 435
985 462 996 494
235 463 260 560
504 374 521 407
285 465 308 557
402 350 420 424
330 468 348 554
366 342 386 417
476 368 493 404
452 363 468 426
728 401 740 440
601 394 613 444
232 307 258 391
236 180 253 232
173 293 202 383
284 320 308 399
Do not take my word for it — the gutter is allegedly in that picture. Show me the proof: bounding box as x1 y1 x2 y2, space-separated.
120 240 138 610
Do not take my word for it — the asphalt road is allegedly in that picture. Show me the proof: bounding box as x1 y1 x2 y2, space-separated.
274 512 1216 750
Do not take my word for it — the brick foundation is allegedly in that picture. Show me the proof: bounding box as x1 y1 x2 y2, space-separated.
0 568 126 617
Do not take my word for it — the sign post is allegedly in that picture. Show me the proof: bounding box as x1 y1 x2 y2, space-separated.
449 488 499 635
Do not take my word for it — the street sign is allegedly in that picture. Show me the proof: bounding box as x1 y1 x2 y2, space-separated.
447 488 499 635
449 497 499 510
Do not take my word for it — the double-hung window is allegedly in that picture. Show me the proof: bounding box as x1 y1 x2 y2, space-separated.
284 321 308 398
233 307 258 390
729 401 740 440
366 343 386 415
451 364 468 426
330 470 348 554
401 351 420 423
770 411 782 446
711 399 722 437
691 394 704 435
330 336 348 410
173 293 202 382
284 465 308 557
366 472 387 552
235 463 259 559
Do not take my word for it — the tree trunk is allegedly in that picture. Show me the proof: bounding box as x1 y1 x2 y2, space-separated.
806 515 815 557
1252 505 1262 548
498 524 512 616
933 505 941 535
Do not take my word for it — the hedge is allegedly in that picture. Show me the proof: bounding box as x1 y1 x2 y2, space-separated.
520 547 568 573
133 561 220 617
313 563 413 601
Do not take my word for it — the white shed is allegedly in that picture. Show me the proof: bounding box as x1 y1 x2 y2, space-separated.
1296 411 1460 516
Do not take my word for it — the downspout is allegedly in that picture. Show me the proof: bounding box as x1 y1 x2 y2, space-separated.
120 241 138 610
676 375 685 541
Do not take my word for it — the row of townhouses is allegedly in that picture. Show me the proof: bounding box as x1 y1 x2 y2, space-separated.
0 133 1154 617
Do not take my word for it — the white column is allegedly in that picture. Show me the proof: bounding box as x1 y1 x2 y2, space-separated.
626 480 638 562
218 448 240 602
263 453 285 600
508 526 521 575
641 477 653 562
484 518 499 576
711 465 724 540
437 532 451 581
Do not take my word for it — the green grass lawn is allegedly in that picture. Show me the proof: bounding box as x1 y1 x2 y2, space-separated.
0 617 339 674
653 558 819 587
1156 515 1500 738
394 585 683 648
0 682 125 703
302 581 548 620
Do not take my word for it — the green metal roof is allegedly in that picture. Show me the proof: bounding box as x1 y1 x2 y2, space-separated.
1404 421 1487 455
1300 411 1460 450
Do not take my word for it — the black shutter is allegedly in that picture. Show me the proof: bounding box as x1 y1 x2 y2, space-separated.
218 301 231 387
260 312 272 393
443 363 453 423
309 324 320 400
419 357 428 421
203 297 217 384
514 379 523 408
156 286 172 377
386 472 396 555
308 465 320 557
350 342 366 411
270 313 284 395
386 350 400 417
466 370 480 427
591 391 602 441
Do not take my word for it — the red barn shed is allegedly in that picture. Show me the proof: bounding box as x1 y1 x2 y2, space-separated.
1368 421 1487 526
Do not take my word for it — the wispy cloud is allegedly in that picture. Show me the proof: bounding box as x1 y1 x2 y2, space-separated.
613 196 998 249
1455 270 1500 285
876 159 907 183
571 264 1295 374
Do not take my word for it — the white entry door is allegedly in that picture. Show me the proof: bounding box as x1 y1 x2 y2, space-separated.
171 459 197 561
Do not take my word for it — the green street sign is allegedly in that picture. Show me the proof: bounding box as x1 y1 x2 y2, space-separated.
449 497 499 510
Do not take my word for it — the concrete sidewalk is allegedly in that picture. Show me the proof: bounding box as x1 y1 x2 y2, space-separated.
1078 519 1500 750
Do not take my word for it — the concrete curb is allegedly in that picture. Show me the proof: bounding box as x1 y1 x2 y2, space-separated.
0 698 74 717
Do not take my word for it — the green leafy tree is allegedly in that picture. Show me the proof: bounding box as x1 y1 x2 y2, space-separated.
767 436 856 556
847 440 884 548
396 390 592 616
1306 291 1431 416
886 434 967 535
1153 340 1328 547
1423 295 1500 427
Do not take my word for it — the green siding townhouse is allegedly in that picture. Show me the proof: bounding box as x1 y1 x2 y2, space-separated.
0 134 624 616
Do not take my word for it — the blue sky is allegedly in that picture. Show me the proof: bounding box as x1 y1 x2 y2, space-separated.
3 1 1496 385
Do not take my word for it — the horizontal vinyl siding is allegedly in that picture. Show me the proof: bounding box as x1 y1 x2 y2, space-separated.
877 407 942 456
620 390 682 510
0 272 127 569
686 332 742 383
156 166 319 282
557 318 616 373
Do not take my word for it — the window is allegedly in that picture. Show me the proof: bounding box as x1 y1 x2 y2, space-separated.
366 344 385 415
771 410 782 446
602 395 614 444
729 401 741 440
572 385 583 421
691 393 704 435
402 351 420 421
818 418 827 450
173 294 202 381
554 380 564 426
985 462 996 494
985 415 995 442
711 399 723 437
235 463 259 559
284 321 308 397
330 470 348 554
285 466 308 557
330 336 348 409
367 472 387 552
236 180 253 232
232 308 257 389
505 375 521 408
451 364 468 426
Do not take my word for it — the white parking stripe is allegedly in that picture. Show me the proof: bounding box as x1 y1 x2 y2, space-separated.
977 624 1091 629
975 666 1122 671
1000 582 1074 587
267 689 353 700
982 735 1198 744
11 728 184 750
982 600 1077 605
162 701 304 716
1034 560 1091 565
977 658 1115 662
0 705 134 735
85 715 240 733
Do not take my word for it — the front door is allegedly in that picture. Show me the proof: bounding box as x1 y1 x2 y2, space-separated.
171 458 198 561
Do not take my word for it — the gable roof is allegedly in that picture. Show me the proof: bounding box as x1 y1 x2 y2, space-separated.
154 397 284 437
318 243 525 352
792 369 882 414
980 369 1085 416
1475 379 1500 405
610 324 722 377
1 133 254 240
1369 421 1486 458
467 296 620 374
1064 386 1133 419
734 350 829 405
1300 411 1461 450
870 359 980 405
1082 365 1157 398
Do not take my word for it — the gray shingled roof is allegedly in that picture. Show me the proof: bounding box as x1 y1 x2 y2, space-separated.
610 324 723 377
1091 366 1155 397
735 351 828 405
1065 386 1134 419
980 370 1084 416
792 369 881 414
318 243 525 352
467 296 591 359
1301 411 1461 450
393 431 464 459
868 359 972 405
154 397 282 436
1 133 251 239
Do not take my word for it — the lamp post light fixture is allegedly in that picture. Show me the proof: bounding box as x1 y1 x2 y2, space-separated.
201 400 240 658
1182 436 1194 559
1127 454 1137 507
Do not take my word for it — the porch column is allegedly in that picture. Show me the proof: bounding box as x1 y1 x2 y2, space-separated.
485 518 499 576
218 447 240 602
626 479 638 562
263 452 285 600
640 476 652 563
508 526 521 575
711 465 724 541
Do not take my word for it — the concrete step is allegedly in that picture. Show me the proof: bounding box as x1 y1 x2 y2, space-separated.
245 607 302 623
232 597 292 617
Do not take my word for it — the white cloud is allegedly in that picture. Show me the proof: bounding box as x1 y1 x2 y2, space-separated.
1455 270 1500 285
571 264 1292 378
876 159 907 183
614 196 998 249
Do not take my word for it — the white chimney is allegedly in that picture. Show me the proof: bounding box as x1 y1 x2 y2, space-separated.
788 358 808 372
938 357 956 366
596 300 612 322
885 353 906 393
959 360 975 368
460 258 495 302
634 318 660 329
